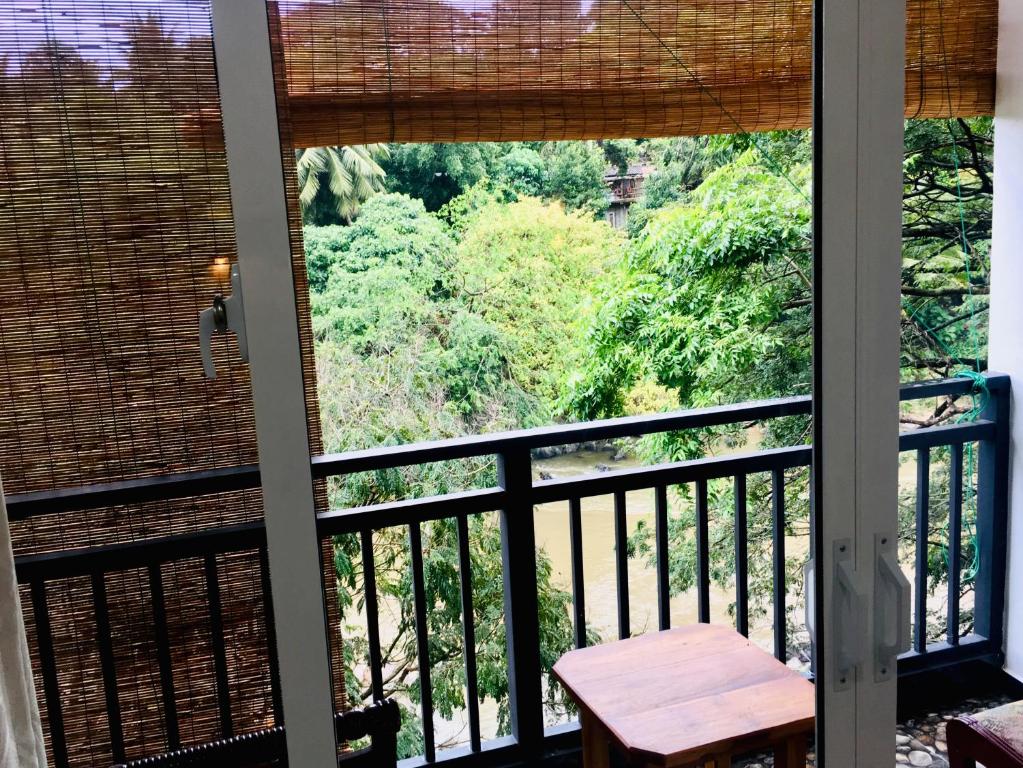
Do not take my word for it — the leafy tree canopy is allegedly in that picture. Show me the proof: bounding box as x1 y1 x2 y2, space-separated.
296 144 389 225
380 140 613 216
563 154 811 447
600 138 640 174
539 140 610 216
455 196 623 411
382 143 504 211
308 190 623 752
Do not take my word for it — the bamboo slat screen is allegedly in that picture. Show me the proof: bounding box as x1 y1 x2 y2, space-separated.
275 0 997 148
0 1 339 765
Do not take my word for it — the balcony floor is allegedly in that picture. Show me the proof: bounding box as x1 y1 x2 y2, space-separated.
732 692 1018 768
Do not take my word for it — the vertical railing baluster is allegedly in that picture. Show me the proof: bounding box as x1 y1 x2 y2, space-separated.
148 564 179 749
497 449 543 760
734 475 749 637
204 555 233 736
974 376 1010 649
360 530 385 702
455 514 482 753
655 485 670 631
31 581 69 768
947 442 964 646
408 522 435 762
614 490 630 639
914 448 930 653
92 573 125 762
569 497 587 648
771 468 787 662
258 545 283 724
696 479 711 623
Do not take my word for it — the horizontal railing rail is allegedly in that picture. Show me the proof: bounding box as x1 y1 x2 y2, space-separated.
9 373 1010 768
5 464 261 521
6 374 999 519
311 394 812 478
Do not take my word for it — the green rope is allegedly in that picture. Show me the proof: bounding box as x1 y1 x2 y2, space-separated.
952 368 987 585
907 116 986 588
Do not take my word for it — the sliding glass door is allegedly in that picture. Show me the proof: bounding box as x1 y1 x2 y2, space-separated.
205 0 911 766
813 0 908 765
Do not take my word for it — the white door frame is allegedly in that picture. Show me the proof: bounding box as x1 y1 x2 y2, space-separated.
210 1 339 765
814 0 905 765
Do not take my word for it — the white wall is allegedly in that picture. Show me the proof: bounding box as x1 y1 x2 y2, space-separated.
991 0 1023 680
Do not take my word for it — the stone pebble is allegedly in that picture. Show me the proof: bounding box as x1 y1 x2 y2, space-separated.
730 690 1014 768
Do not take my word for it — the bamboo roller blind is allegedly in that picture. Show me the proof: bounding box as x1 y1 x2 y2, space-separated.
0 2 342 765
275 0 998 148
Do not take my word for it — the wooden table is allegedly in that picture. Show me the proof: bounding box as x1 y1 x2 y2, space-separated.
552 625 815 768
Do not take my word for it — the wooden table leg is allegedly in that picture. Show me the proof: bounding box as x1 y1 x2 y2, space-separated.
774 734 808 768
581 710 610 768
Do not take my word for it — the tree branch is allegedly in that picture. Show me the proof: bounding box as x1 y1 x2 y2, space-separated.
902 286 989 298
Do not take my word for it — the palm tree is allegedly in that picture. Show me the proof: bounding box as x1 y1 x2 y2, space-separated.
295 144 389 223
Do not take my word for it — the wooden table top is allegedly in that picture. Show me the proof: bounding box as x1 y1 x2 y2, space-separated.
552 625 815 766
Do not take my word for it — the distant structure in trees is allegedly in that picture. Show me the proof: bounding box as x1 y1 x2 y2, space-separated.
603 163 653 229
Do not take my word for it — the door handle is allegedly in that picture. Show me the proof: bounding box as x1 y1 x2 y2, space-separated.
833 539 866 690
199 263 248 379
874 532 911 681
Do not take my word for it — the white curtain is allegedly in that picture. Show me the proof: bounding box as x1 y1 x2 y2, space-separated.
0 475 47 768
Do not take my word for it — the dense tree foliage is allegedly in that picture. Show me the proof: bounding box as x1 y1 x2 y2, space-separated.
564 155 811 429
376 140 612 215
456 197 621 408
901 118 992 379
382 143 503 212
537 141 610 216
624 136 735 236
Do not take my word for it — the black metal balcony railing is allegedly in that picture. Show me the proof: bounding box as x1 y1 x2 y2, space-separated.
8 374 1010 768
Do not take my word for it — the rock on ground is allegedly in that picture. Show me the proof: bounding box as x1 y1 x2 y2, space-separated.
731 691 1014 768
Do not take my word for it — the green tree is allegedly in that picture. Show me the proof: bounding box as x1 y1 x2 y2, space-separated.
494 146 546 197
308 194 455 353
600 138 640 174
383 143 503 211
625 136 734 236
540 141 609 216
296 144 389 224
564 154 811 427
900 118 991 378
456 196 623 411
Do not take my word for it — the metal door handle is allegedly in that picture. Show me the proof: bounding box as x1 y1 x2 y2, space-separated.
833 539 866 690
874 532 911 681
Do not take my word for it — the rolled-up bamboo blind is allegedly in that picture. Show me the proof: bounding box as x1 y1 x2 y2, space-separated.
0 2 339 765
275 0 997 148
